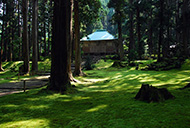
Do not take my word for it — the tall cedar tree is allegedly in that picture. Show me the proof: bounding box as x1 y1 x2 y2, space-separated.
182 0 188 58
108 0 125 60
67 0 75 81
74 0 83 76
32 0 38 73
22 0 30 74
128 0 135 60
48 0 72 92
158 0 164 62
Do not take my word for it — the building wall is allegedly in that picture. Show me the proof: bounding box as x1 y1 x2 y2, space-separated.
82 40 117 54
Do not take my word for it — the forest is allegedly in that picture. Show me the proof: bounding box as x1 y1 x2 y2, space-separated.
0 0 190 127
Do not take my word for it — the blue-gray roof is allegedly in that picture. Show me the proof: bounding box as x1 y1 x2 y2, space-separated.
81 30 116 41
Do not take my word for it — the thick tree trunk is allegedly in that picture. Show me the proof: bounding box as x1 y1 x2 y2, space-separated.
182 0 188 58
48 0 71 92
74 0 83 76
32 0 38 73
22 0 30 74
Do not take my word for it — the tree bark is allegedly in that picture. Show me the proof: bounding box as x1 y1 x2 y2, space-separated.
0 3 5 71
148 8 153 56
117 17 124 61
68 0 75 80
32 0 38 73
129 0 135 60
48 0 71 92
22 0 30 74
74 0 83 76
158 0 164 62
182 0 188 58
18 0 22 61
136 1 142 59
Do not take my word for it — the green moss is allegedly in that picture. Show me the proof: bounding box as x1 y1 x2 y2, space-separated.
0 59 190 127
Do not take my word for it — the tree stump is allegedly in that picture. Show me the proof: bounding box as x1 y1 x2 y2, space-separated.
135 84 174 102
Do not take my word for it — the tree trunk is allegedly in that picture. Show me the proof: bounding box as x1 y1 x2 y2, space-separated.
32 0 38 73
163 0 170 58
18 0 22 61
182 0 188 58
158 0 164 62
118 18 124 61
148 8 153 56
22 0 30 74
44 21 47 56
175 0 180 46
74 0 83 76
48 0 71 92
67 0 75 81
136 2 142 59
0 3 5 71
129 0 135 60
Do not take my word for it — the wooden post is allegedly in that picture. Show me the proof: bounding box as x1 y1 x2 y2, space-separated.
23 80 26 92
18 73 20 80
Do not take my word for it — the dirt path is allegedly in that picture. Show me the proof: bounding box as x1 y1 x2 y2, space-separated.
0 75 50 97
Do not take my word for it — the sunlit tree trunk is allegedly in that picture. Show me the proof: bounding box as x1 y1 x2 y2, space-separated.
68 0 75 80
74 0 83 76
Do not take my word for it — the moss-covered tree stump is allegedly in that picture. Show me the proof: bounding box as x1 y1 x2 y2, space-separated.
135 84 174 102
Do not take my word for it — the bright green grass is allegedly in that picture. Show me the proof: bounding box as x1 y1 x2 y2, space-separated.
0 59 190 128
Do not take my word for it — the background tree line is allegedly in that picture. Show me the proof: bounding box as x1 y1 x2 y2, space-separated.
107 0 190 61
0 0 103 73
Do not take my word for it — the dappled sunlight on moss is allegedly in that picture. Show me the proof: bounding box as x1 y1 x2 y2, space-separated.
1 119 49 128
29 105 49 110
0 59 190 127
86 104 108 112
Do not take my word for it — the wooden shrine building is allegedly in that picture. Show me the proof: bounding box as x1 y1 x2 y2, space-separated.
81 30 117 55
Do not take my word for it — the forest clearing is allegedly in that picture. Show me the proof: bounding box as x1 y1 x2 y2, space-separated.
0 0 190 127
0 59 190 127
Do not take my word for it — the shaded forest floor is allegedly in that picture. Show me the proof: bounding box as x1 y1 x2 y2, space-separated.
0 59 190 127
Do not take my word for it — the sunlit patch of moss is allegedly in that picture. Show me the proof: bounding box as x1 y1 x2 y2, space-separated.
0 119 49 128
86 104 107 112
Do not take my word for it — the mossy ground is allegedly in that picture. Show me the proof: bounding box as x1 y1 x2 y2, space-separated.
0 59 190 128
